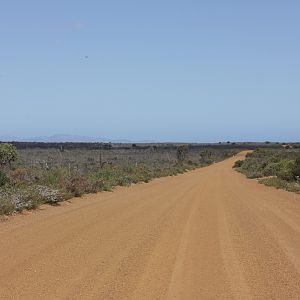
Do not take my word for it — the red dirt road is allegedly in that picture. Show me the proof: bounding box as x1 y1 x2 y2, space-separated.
1 151 300 299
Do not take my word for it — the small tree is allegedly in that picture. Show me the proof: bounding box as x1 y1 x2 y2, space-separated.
176 145 189 163
0 143 17 169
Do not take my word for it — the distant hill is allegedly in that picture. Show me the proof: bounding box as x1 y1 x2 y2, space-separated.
0 134 150 143
0 134 109 143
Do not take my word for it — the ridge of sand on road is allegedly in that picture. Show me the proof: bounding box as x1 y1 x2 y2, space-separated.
1 151 300 299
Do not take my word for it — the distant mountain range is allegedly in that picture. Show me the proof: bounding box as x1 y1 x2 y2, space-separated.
0 134 154 143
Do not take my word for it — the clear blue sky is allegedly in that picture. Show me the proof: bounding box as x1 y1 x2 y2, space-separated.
1 1 299 142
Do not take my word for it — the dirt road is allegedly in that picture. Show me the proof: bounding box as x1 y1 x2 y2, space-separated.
1 151 300 299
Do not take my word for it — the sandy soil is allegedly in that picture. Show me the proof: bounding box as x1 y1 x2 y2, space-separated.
1 151 300 299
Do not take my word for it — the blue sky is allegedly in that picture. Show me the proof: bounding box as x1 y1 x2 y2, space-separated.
0 1 299 142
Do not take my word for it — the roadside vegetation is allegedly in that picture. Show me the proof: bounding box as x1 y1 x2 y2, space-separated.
0 143 238 215
234 148 300 194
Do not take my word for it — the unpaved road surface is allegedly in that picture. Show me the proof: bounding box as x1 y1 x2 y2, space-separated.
1 152 300 299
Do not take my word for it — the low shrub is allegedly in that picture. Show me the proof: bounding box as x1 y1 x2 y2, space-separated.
233 160 243 168
236 148 300 193
0 197 15 215
0 171 9 187
259 177 300 194
37 168 69 188
10 168 31 185
13 188 44 210
0 146 238 215
292 157 300 180
276 160 294 181
263 162 281 176
35 185 62 204
259 177 288 189
66 176 89 197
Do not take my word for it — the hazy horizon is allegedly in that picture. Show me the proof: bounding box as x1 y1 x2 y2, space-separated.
1 1 299 142
0 133 298 144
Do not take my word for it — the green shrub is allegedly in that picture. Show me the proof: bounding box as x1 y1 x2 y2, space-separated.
292 157 300 180
263 162 281 176
239 158 265 178
233 160 243 168
259 177 300 194
39 168 68 187
235 148 300 194
236 149 300 182
276 160 294 181
0 171 9 187
0 143 17 168
259 177 288 189
0 198 15 215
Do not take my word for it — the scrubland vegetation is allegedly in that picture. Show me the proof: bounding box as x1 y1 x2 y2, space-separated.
0 142 238 215
234 148 300 193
